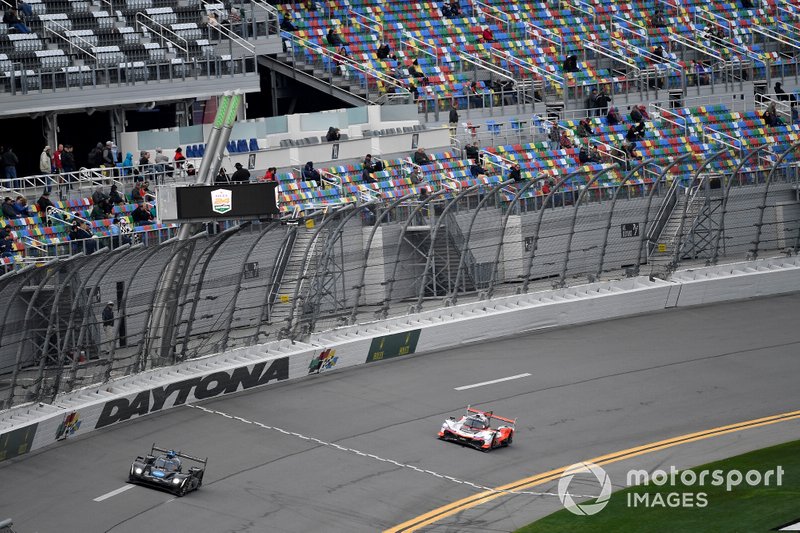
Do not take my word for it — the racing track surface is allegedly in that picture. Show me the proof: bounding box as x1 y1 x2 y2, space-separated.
2 293 800 532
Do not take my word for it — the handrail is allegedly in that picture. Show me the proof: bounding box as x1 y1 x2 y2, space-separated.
775 2 800 23
348 8 383 37
135 12 189 55
669 32 726 61
585 40 641 73
402 32 439 67
472 1 511 36
46 205 90 226
610 36 683 72
524 21 563 56
205 15 256 54
564 0 596 23
318 168 342 189
651 103 690 135
283 31 412 102
702 125 742 155
488 48 565 86
613 15 649 46
646 171 684 248
248 0 280 36
587 138 628 167
749 23 800 58
44 21 98 60
459 52 515 83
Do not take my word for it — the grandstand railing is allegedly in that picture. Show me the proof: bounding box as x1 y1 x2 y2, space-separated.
135 13 190 56
347 9 383 37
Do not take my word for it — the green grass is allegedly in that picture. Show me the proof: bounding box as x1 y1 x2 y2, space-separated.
518 439 800 533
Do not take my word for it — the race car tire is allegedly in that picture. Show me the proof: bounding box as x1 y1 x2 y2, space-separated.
507 434 513 445
176 483 188 497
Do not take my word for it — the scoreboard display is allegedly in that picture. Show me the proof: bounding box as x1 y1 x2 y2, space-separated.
157 183 279 223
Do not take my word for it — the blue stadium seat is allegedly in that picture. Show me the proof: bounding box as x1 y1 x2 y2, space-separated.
249 138 259 151
236 139 247 152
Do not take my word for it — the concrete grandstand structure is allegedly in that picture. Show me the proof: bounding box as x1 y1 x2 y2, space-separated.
1 0 800 529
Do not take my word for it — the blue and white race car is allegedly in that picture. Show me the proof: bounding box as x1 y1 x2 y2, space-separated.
128 444 206 496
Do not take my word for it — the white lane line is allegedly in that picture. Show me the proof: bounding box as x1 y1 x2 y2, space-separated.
93 484 135 502
454 373 531 391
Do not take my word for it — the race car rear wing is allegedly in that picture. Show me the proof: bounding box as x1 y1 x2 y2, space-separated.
151 444 208 466
467 406 517 426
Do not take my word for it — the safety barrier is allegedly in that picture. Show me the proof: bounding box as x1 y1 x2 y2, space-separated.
1 254 799 462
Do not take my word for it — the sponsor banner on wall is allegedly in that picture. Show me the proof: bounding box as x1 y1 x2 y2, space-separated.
365 330 421 363
0 423 38 461
94 356 290 429
308 348 338 374
55 411 82 441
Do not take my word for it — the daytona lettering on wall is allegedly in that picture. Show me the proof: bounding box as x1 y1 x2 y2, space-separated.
95 357 289 429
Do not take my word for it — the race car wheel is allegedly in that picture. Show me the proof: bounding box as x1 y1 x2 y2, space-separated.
176 483 187 497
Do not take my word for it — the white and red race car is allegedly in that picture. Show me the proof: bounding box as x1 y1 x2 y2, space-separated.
438 406 516 451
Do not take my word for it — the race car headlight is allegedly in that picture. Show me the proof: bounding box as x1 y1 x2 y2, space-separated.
135 467 143 474
172 478 181 484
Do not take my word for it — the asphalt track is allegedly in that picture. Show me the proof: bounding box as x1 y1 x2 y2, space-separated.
2 292 800 533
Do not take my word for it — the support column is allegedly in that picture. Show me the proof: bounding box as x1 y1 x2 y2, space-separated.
270 70 279 116
109 107 126 145
43 112 58 151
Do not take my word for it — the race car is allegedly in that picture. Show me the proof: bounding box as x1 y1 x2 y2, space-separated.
438 406 516 451
128 444 207 496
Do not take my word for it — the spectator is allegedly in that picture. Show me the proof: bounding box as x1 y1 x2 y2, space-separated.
407 165 423 184
448 100 459 136
12 196 29 217
302 161 322 187
3 7 31 33
131 182 145 203
53 143 63 175
138 150 150 169
626 122 645 141
0 232 14 258
215 167 229 184
508 163 522 183
109 184 124 205
440 1 452 17
559 129 573 149
207 12 219 30
413 147 431 166
467 81 484 108
36 191 53 224
87 143 102 167
230 162 250 182
17 1 33 18
577 119 594 138
131 202 154 226
470 161 487 179
101 141 114 167
630 104 650 123
280 14 298 31
73 221 97 254
376 42 394 60
260 167 277 182
90 200 108 220
763 102 783 127
419 187 428 201
563 54 579 73
363 154 382 173
408 59 425 79
173 147 186 172
326 26 344 47
39 145 52 193
578 144 591 164
92 186 108 206
606 106 622 126
448 0 460 16
465 142 479 162
481 26 495 43
1 197 15 219
652 45 664 63
304 0 317 12
2 147 17 188
409 81 420 102
651 7 666 28
326 126 341 142
333 45 350 76
109 217 131 248
586 89 598 117
186 163 196 177
589 145 604 163
774 82 796 103
120 152 134 176
61 144 76 188
154 147 172 178
101 302 114 352
548 125 560 150
361 165 376 184
793 103 799 125
595 87 611 117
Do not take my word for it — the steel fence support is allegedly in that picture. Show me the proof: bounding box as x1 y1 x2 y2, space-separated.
521 168 587 293
483 178 538 300
15 254 84 403
284 205 353 340
671 150 730 268
413 184 482 313
751 140 800 260
635 153 698 275
349 194 415 325
2 262 58 409
177 224 247 361
448 180 512 306
305 201 379 336
219 222 282 352
251 226 297 346
711 145 771 265
383 189 448 319
596 159 657 277
559 165 621 286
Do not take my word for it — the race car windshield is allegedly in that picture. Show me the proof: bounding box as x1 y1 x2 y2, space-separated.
465 418 487 429
154 457 181 471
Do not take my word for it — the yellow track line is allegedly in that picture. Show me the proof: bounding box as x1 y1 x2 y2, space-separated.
385 408 800 532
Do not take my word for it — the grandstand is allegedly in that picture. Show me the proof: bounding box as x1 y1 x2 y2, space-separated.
0 0 799 409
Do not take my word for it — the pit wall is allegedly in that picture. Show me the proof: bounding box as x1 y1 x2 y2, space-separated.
1 255 799 462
